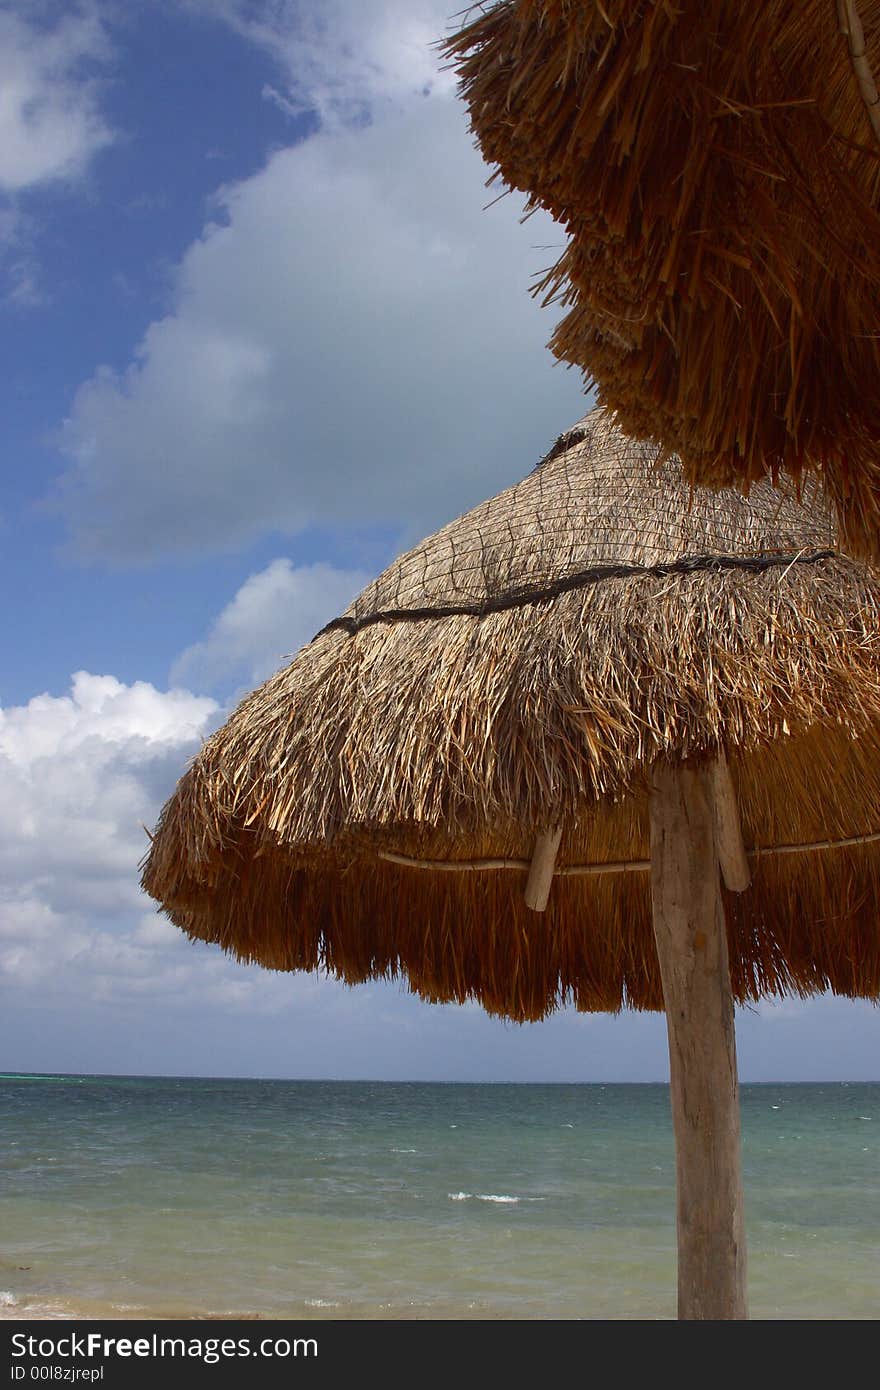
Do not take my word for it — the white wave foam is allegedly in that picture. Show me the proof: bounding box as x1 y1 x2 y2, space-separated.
304 1298 340 1308
448 1191 544 1204
0 1294 72 1321
391 1148 417 1153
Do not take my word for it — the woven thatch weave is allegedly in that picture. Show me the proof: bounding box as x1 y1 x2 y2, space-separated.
330 416 834 630
444 0 880 560
142 410 880 1021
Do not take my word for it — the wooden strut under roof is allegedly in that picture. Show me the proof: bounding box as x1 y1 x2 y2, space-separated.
378 827 880 876
378 758 880 903
524 827 563 912
708 757 751 893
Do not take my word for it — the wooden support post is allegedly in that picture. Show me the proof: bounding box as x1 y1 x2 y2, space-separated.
524 827 563 912
708 755 751 893
649 764 748 1320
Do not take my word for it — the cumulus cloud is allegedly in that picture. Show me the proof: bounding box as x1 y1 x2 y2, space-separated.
0 672 233 1000
188 0 457 122
0 669 389 1041
56 13 586 563
171 558 370 696
0 671 216 914
0 6 113 194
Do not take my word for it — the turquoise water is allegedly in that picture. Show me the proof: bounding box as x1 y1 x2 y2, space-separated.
0 1077 877 1320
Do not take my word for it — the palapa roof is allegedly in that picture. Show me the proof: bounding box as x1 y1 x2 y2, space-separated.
444 1 880 560
142 410 880 1021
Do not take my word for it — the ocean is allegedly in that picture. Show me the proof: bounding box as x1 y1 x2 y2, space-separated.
1 1076 876 1320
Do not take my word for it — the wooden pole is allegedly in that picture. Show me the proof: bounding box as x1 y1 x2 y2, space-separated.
524 827 563 912
649 763 748 1320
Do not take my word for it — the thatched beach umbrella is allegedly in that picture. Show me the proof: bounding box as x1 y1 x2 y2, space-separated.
143 409 880 1319
444 1 880 560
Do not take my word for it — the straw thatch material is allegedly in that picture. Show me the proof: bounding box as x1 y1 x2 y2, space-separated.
142 410 880 1021
444 1 880 560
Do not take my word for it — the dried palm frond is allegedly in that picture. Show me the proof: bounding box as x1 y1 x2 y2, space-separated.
444 0 880 559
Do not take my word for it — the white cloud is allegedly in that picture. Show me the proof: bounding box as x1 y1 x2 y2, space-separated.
0 671 215 765
0 672 235 999
0 5 114 303
171 558 370 695
0 7 113 194
0 669 386 1034
188 0 457 123
56 28 585 562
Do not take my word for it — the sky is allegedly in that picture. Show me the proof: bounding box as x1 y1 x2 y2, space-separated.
0 0 876 1083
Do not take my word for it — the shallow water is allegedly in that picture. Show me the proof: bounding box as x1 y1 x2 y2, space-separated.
1 1077 877 1319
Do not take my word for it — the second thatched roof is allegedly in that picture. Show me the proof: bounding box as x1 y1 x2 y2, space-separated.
142 411 880 1020
444 0 880 560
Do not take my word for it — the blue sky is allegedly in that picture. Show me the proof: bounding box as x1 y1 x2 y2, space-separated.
0 0 876 1082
